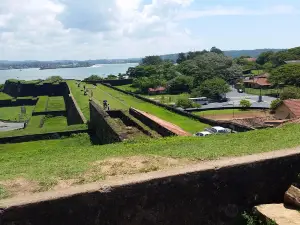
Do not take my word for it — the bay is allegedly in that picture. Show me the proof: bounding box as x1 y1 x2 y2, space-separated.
0 63 138 84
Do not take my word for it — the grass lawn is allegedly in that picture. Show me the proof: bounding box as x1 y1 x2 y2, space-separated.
67 80 91 120
47 96 66 111
0 92 13 100
1 124 300 199
43 116 68 128
27 115 44 128
193 109 264 117
0 123 87 138
116 84 139 93
144 93 190 104
0 106 35 121
34 96 48 112
94 85 208 133
245 88 281 96
251 70 264 75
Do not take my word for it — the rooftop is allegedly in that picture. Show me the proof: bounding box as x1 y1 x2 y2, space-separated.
282 99 300 117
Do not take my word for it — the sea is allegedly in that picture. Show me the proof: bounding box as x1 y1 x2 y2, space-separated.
0 63 138 84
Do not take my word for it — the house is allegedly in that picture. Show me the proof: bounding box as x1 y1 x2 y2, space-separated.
245 58 257 62
243 74 272 89
275 99 300 120
148 86 166 95
284 60 300 64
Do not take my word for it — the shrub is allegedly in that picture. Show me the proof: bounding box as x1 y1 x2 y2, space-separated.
280 86 300 100
176 97 201 109
270 99 282 112
240 99 252 109
83 75 103 82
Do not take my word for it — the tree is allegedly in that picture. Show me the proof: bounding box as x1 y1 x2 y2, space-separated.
176 97 200 109
167 76 193 94
44 76 63 83
280 86 300 100
106 75 118 80
240 99 252 109
269 64 300 87
210 46 223 54
191 78 230 100
117 73 125 79
132 76 166 93
83 75 102 82
270 99 282 112
256 51 275 65
178 52 242 86
141 56 163 65
176 53 186 64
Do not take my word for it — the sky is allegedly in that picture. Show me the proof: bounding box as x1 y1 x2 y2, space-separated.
0 0 299 60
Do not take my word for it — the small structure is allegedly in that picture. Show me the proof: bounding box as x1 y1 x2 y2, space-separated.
285 60 300 64
245 57 257 62
148 86 166 95
275 99 300 120
243 74 272 89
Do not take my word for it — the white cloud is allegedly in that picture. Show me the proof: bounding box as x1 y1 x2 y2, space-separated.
0 0 298 60
178 4 299 20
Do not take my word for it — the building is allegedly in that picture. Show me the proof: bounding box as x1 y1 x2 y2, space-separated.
148 86 166 95
243 74 272 89
284 60 300 64
275 99 300 120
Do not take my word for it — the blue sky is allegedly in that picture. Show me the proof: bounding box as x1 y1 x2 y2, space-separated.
0 0 299 60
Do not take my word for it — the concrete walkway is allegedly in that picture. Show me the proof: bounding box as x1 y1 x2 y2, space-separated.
0 121 24 132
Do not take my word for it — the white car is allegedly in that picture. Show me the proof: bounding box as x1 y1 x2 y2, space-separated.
205 126 230 134
194 131 212 137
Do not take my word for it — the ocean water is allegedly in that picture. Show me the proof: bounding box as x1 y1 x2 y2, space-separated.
0 63 138 84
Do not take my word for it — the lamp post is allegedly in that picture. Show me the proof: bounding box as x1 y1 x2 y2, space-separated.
258 87 263 102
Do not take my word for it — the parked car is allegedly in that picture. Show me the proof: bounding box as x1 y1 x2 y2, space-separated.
205 126 230 134
238 89 244 93
189 97 209 105
194 131 212 137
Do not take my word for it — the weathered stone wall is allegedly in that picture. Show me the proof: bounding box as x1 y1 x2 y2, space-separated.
64 94 87 125
1 150 300 225
129 107 175 137
0 98 38 107
89 100 122 144
107 110 154 138
3 81 67 97
86 79 133 86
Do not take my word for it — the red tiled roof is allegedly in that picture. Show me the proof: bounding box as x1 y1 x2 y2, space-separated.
283 99 300 117
148 86 166 92
245 58 257 62
243 77 271 86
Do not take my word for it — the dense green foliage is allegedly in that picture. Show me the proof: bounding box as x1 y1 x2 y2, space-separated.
127 48 242 96
43 76 63 84
83 75 103 82
240 99 252 108
270 99 282 111
269 64 300 86
167 75 193 94
191 78 230 100
280 86 300 100
176 97 199 109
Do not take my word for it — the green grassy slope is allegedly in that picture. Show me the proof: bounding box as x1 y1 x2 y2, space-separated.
47 96 66 111
0 106 35 121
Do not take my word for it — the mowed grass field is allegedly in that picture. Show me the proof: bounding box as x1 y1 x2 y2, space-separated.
47 96 66 111
1 124 300 199
95 84 207 133
34 96 48 112
0 105 35 121
0 92 13 100
43 116 68 128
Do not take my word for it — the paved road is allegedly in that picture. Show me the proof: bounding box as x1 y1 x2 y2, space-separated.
0 121 24 132
201 88 277 109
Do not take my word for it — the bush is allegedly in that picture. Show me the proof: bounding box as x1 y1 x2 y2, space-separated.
44 76 63 83
83 75 103 82
270 99 282 112
176 97 201 109
280 86 300 100
240 99 252 109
